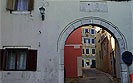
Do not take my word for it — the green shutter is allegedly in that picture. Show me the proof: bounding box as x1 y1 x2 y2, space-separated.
6 0 16 10
28 0 34 11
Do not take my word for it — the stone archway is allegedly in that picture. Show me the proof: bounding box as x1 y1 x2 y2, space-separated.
57 17 128 83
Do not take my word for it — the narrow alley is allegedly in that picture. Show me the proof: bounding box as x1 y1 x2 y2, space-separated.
65 69 114 83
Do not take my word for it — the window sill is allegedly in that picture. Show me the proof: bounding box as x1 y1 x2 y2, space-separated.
11 11 31 15
3 69 27 71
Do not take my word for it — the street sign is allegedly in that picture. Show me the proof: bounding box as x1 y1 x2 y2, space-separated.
122 51 133 66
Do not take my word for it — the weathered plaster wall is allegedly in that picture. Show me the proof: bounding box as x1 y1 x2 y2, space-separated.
131 0 133 53
0 0 1 48
129 0 133 75
0 0 133 83
1 0 59 83
1 0 41 48
0 0 2 82
107 2 132 52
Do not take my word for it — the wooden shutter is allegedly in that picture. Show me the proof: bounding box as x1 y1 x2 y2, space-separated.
28 0 34 11
1 50 7 70
6 0 16 10
0 49 3 70
27 50 37 71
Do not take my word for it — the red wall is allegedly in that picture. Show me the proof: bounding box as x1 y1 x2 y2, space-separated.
64 28 82 78
65 28 82 44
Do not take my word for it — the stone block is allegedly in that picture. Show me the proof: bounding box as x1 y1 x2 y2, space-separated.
92 19 101 25
81 19 92 25
121 72 128 83
80 1 108 12
121 63 128 72
100 21 109 30
73 21 82 29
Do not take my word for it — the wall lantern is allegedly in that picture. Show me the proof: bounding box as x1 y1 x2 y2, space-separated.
39 6 45 21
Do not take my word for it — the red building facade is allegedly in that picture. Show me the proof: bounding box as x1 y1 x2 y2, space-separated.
64 28 82 78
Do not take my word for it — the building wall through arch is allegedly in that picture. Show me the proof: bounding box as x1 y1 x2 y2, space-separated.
58 17 128 83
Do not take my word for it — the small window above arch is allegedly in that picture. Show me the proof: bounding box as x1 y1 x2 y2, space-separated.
6 0 34 11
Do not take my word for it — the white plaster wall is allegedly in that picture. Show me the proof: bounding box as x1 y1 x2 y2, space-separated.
131 0 133 53
0 0 133 83
129 0 133 74
0 0 1 45
107 2 132 52
1 0 59 82
0 0 2 82
1 0 41 49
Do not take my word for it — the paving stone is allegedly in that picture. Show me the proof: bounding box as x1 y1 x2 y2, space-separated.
65 69 113 83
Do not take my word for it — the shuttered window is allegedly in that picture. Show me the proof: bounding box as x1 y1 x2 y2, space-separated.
7 0 34 11
0 49 37 71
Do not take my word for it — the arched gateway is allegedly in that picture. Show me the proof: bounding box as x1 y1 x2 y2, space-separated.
57 17 128 83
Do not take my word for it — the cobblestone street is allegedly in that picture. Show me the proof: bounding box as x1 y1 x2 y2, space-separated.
65 69 113 83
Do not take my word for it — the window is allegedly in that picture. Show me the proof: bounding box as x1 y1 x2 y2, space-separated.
0 49 37 71
6 50 27 70
82 29 85 34
82 49 84 54
91 29 95 34
86 49 89 54
92 38 95 44
92 49 95 54
84 38 86 43
85 29 88 33
7 0 34 11
88 38 90 44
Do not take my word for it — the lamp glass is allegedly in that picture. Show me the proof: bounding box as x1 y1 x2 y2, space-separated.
39 7 45 14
